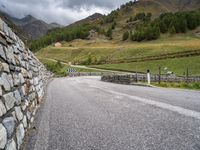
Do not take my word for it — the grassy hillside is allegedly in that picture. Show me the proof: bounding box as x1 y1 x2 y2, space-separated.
40 58 108 76
91 56 200 76
30 0 200 51
34 0 200 76
36 34 200 75
98 0 200 40
36 34 200 63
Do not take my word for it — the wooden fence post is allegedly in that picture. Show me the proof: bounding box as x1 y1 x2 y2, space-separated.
136 71 138 83
158 66 161 84
186 68 189 84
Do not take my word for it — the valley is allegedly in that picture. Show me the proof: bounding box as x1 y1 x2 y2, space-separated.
28 0 200 78
36 34 200 76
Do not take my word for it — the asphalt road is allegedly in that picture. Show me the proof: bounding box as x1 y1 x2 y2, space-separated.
25 76 200 150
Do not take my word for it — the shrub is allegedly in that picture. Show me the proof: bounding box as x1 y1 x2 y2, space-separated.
43 60 66 77
106 28 113 39
132 25 160 41
122 31 129 41
134 12 152 21
169 26 176 35
87 54 92 65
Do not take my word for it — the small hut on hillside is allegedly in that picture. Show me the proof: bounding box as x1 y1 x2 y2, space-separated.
54 42 62 47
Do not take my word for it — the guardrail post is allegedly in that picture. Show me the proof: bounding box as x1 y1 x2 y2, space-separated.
147 70 151 85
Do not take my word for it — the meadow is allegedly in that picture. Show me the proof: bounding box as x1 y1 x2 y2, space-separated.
36 34 200 76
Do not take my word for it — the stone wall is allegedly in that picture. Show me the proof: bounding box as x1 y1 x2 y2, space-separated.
68 72 117 77
101 74 200 84
0 18 51 150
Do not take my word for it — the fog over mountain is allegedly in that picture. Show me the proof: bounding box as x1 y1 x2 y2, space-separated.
0 0 133 25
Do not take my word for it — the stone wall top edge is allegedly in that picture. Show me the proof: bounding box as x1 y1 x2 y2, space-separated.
0 18 25 49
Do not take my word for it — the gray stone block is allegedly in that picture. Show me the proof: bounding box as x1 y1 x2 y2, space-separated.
3 92 16 110
2 117 15 138
0 73 11 91
2 63 10 73
5 46 16 65
5 139 16 150
0 123 7 149
14 107 23 121
0 86 2 96
26 111 31 121
12 74 20 86
0 100 6 117
14 90 21 105
18 73 25 84
16 124 25 149
22 115 27 128
21 68 29 78
0 45 6 60
0 19 3 31
21 85 26 96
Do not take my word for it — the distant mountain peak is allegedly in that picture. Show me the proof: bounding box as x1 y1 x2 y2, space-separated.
68 13 103 27
20 14 37 24
0 11 61 41
87 13 103 19
50 22 63 28
23 14 35 20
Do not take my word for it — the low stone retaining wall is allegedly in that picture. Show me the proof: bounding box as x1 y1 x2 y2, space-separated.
0 18 51 149
69 72 118 77
101 74 200 84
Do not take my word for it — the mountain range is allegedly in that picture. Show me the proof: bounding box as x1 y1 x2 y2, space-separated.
0 11 62 42
1 0 200 43
0 9 103 43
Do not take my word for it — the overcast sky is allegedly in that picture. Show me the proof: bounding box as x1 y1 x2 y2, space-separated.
0 0 133 25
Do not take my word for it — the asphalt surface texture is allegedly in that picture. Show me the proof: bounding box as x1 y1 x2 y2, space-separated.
24 76 200 150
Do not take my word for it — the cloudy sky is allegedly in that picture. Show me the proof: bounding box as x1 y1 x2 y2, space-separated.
0 0 133 25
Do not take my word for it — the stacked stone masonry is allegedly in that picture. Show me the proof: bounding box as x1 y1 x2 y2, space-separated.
101 74 200 84
0 18 51 150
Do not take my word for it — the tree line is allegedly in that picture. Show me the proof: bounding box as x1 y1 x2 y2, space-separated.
123 10 200 41
29 24 97 51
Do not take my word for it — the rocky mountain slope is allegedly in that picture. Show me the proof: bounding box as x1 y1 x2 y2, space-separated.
100 0 200 40
68 13 103 27
0 11 61 42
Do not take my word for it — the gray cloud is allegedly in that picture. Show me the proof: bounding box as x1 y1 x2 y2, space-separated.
0 0 132 25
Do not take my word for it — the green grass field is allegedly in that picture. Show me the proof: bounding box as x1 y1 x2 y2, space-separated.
36 34 200 64
91 56 200 76
40 58 106 76
152 82 200 90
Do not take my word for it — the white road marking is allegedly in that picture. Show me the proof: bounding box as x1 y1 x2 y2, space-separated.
90 85 200 120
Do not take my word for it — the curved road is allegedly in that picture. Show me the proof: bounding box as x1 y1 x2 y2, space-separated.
40 57 128 73
25 76 200 150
